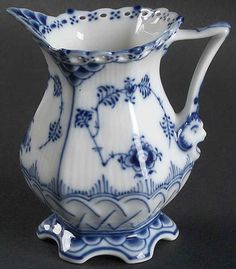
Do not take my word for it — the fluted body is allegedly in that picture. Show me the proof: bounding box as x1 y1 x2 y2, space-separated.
21 47 197 231
8 5 229 264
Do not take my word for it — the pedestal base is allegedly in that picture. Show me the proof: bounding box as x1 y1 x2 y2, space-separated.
37 212 179 264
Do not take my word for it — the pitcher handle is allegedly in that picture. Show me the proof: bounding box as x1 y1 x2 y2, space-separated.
169 22 230 129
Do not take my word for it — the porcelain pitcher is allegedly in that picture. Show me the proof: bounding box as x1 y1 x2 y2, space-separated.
8 6 230 264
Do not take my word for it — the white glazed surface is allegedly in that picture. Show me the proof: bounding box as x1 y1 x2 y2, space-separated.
45 8 179 51
8 5 230 264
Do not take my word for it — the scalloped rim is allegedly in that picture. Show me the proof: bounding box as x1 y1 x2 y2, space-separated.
37 212 179 264
7 6 184 64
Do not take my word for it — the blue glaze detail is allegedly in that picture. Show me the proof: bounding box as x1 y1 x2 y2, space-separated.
143 85 175 146
59 62 105 87
117 136 163 178
20 119 34 154
36 212 179 263
7 7 48 37
39 75 63 149
22 159 191 200
139 74 152 98
177 112 202 151
88 12 98 21
110 11 121 20
72 74 175 175
56 86 75 185
69 15 79 25
8 5 227 264
7 7 184 68
67 8 75 15
56 64 105 182
160 114 175 145
123 77 137 103
21 156 193 208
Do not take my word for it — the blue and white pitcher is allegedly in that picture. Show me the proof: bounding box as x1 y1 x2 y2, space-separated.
8 6 230 264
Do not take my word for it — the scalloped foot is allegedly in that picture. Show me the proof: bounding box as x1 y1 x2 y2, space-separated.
37 212 179 264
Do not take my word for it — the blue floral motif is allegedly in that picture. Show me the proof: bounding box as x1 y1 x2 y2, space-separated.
149 90 175 146
177 112 203 152
75 109 93 128
22 155 193 262
51 19 67 29
124 78 137 104
160 114 175 145
69 15 79 25
73 74 177 174
48 122 62 142
39 75 64 149
110 11 121 20
88 12 98 22
36 212 178 263
42 25 51 34
138 74 151 98
72 74 170 177
118 136 162 177
123 75 151 103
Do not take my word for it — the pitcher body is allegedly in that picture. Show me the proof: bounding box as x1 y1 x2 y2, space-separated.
8 6 230 264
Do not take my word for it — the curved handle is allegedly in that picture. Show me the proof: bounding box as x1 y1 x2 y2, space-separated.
170 22 230 129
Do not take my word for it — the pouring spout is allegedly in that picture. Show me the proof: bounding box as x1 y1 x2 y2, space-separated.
7 7 50 40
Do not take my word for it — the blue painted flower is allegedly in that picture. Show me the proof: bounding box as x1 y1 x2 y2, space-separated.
119 137 162 175
42 25 51 34
110 11 121 20
124 77 137 104
88 12 98 21
48 121 62 142
69 15 79 25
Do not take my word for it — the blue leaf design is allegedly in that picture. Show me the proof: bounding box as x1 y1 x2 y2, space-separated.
39 75 64 150
138 75 151 99
97 86 120 108
75 109 93 128
52 75 62 97
48 121 62 142
160 114 175 144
